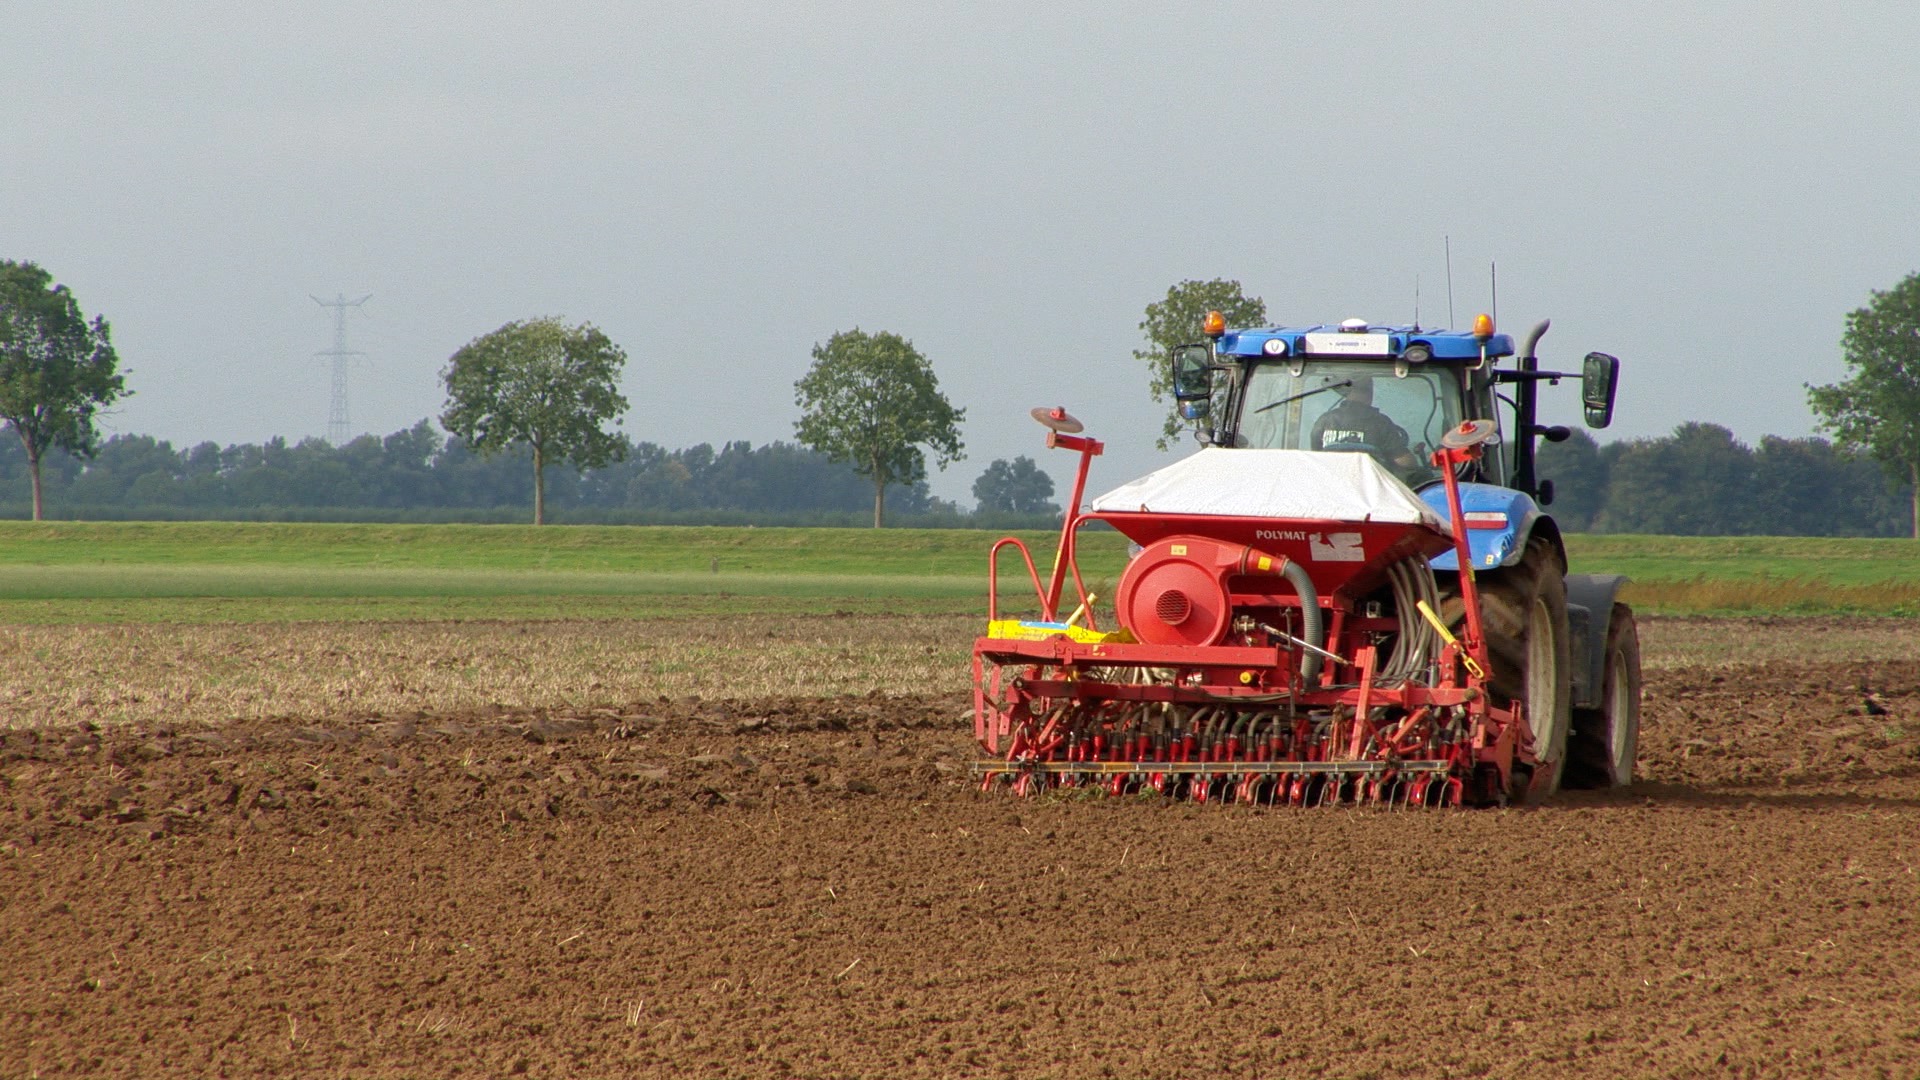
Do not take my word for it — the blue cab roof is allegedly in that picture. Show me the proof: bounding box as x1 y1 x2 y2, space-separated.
1215 323 1515 362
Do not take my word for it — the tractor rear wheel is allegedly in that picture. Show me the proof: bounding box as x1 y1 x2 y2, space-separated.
1565 604 1642 788
1443 537 1572 804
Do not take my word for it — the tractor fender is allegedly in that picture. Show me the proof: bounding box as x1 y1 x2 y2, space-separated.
1564 573 1631 710
1420 484 1566 574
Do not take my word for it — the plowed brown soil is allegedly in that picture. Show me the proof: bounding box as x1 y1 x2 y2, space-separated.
5 645 1920 1078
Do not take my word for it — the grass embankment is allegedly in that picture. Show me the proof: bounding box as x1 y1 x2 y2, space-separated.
0 521 1131 623
3 523 1917 622
1567 535 1920 615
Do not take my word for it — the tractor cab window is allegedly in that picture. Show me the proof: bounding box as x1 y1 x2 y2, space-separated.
1236 361 1465 487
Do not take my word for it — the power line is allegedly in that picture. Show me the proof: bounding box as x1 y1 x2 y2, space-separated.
311 293 371 445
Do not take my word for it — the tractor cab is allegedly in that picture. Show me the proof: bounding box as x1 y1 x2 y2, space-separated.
1171 315 1620 504
1231 358 1470 487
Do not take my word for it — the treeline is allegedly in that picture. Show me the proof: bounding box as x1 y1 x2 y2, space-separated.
0 418 1910 535
0 420 991 526
1538 423 1911 536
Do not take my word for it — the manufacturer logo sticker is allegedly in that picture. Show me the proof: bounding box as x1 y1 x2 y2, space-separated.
1308 532 1365 563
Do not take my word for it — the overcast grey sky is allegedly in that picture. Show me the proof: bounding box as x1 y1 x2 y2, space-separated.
7 2 1917 503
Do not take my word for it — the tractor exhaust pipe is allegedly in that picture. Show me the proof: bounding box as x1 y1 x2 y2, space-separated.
1520 318 1550 363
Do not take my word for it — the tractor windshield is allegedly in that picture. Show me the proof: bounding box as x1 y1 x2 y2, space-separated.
1236 361 1464 486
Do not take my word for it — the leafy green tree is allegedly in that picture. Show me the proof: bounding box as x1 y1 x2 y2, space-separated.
972 455 1058 515
1752 435 1908 537
1596 423 1755 535
67 434 181 507
435 435 534 510
1809 272 1920 538
364 422 443 508
285 437 364 507
441 317 629 525
793 329 964 527
1135 279 1266 449
179 441 226 508
0 261 129 519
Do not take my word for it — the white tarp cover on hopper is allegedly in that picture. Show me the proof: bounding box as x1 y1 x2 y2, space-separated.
1089 448 1450 531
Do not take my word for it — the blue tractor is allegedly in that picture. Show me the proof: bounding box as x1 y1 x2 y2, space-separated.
1167 314 1640 798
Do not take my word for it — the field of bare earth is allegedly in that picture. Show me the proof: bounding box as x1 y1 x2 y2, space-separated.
4 615 1920 1078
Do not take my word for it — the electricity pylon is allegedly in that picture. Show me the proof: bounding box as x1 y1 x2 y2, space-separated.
312 293 371 445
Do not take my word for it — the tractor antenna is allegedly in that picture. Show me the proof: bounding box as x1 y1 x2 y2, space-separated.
1413 274 1421 330
311 292 371 446
1444 236 1455 329
1489 261 1498 327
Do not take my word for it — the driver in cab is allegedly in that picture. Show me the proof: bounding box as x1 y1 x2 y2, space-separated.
1310 376 1422 480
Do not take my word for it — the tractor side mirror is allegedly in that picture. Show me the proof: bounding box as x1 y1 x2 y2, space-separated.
1170 344 1214 420
1171 344 1213 400
1581 352 1620 429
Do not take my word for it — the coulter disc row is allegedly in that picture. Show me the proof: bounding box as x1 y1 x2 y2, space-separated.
977 697 1481 807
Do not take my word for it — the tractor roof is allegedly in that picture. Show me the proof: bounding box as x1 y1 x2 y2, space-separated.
1215 322 1515 363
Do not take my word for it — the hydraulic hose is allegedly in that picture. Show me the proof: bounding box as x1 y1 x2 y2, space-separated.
1378 556 1441 686
1278 557 1325 683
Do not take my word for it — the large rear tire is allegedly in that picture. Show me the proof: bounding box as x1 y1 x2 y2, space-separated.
1444 537 1572 804
1565 604 1642 788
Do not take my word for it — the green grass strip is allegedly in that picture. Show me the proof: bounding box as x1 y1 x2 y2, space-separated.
1 521 1915 623
0 521 1131 624
0 520 1131 576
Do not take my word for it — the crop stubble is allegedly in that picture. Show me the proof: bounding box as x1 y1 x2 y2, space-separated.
3 617 1920 1078
5 613 1920 732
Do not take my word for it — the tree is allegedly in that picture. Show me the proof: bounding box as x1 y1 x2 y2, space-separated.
793 329 964 527
972 455 1058 515
1751 435 1908 537
1135 279 1266 449
1535 428 1609 532
0 261 129 519
1809 272 1920 538
1596 423 1755 535
441 317 629 525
